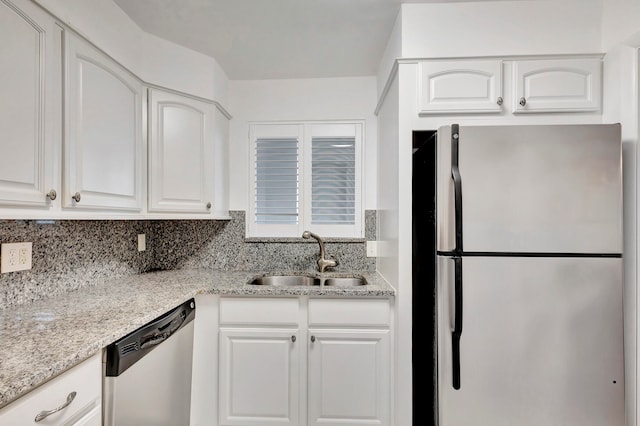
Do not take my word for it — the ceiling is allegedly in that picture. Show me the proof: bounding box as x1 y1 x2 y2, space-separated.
112 0 544 81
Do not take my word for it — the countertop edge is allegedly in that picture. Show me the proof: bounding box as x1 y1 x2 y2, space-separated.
0 269 395 409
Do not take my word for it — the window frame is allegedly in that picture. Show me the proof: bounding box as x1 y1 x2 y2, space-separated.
247 120 364 239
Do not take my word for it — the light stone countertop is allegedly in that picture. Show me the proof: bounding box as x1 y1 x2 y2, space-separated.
0 269 395 409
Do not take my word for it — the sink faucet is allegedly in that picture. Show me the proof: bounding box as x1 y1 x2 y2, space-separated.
302 231 339 272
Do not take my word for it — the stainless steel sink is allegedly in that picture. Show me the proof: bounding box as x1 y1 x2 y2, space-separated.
249 274 319 286
248 273 367 287
319 277 367 286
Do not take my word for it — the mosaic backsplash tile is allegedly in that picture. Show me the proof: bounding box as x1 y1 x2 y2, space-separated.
0 211 375 308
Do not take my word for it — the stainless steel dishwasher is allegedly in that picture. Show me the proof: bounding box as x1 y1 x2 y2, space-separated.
103 298 195 426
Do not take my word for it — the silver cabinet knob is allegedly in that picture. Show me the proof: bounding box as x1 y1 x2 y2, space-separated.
291 335 296 342
46 189 57 201
310 335 316 342
519 97 527 106
35 391 76 422
496 97 503 106
71 192 81 203
206 202 212 209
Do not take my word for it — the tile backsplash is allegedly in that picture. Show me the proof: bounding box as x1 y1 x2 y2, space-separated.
0 211 375 308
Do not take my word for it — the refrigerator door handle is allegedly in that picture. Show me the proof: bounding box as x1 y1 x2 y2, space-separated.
451 124 463 252
452 256 463 390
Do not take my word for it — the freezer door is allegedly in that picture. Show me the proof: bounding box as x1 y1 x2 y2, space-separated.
437 124 622 253
437 256 624 426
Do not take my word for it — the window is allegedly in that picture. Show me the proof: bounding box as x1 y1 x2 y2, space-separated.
248 122 363 238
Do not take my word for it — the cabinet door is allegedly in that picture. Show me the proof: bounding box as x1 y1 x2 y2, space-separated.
64 33 143 211
418 60 503 114
148 88 214 213
219 328 300 426
307 329 390 426
512 58 601 113
0 0 60 209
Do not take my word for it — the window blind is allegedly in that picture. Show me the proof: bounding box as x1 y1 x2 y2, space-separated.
311 137 356 225
254 137 299 224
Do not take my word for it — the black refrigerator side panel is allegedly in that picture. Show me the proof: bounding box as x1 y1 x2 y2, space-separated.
412 130 438 426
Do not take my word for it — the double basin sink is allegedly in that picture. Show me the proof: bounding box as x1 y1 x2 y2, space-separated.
249 272 367 287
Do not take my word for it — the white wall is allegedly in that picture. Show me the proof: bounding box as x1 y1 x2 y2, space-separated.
602 35 640 426
602 0 640 52
228 76 378 211
377 9 402 97
400 0 602 59
140 32 229 107
34 0 229 106
601 3 640 425
375 70 402 426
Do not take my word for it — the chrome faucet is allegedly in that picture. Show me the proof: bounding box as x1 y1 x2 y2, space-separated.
302 231 339 272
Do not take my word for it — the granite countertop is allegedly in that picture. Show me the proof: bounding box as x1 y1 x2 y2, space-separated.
0 269 394 409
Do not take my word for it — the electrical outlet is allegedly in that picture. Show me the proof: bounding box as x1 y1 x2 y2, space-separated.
138 234 146 252
1 242 33 273
366 241 378 257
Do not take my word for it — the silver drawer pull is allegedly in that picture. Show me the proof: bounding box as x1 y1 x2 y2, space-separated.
71 192 81 203
34 391 76 422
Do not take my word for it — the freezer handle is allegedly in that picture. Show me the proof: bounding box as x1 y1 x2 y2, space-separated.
452 256 463 390
451 124 463 252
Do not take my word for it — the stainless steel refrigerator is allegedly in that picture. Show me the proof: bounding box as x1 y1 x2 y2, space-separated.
413 123 624 425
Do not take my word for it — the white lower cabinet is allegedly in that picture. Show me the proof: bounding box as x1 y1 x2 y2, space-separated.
0 353 101 425
219 328 300 425
307 330 390 426
217 297 391 426
307 298 391 426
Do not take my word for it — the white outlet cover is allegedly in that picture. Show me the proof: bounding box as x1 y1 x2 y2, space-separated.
366 241 378 257
1 242 32 273
138 234 146 252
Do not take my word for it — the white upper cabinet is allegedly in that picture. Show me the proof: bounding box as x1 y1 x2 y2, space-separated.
0 0 61 210
64 32 144 211
512 58 602 113
148 88 215 214
417 57 603 117
0 1 230 219
418 60 503 114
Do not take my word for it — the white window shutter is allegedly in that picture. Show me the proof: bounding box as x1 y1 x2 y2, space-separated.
248 124 304 237
311 136 356 225
255 137 299 224
249 122 362 238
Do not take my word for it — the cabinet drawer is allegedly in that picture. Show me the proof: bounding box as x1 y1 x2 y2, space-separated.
220 297 299 325
308 298 390 327
0 352 101 425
